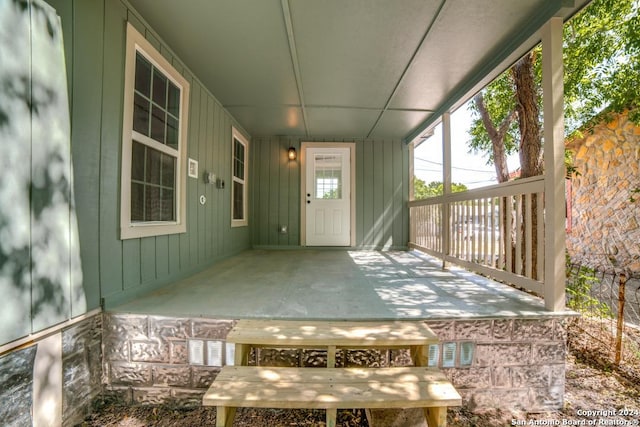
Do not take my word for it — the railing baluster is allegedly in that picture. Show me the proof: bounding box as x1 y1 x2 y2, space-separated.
515 194 523 275
504 196 513 273
497 196 504 270
536 192 544 281
408 176 545 296
525 193 533 279
483 198 489 266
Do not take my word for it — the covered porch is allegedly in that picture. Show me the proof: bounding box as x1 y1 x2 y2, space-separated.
0 0 596 424
103 249 573 411
111 249 566 321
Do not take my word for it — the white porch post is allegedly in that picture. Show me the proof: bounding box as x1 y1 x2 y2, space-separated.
442 112 452 268
542 17 566 311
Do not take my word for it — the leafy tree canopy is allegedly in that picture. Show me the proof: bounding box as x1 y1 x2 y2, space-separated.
413 178 468 200
468 0 640 161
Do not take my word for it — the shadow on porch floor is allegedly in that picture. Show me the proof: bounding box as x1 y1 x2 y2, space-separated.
111 249 572 320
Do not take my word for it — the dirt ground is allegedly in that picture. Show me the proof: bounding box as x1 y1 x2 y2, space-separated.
80 319 640 427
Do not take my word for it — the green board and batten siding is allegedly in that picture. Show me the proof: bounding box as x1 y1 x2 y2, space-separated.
0 0 411 347
45 0 251 313
251 137 409 249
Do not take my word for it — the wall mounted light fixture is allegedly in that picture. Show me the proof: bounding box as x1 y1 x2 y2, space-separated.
288 146 297 161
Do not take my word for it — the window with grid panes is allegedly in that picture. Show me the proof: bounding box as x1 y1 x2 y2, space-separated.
231 128 248 226
120 23 190 239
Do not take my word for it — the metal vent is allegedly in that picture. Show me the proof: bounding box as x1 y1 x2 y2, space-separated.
442 342 456 368
428 344 439 367
459 342 474 366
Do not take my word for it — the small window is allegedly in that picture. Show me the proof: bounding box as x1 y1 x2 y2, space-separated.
231 128 249 227
120 23 190 239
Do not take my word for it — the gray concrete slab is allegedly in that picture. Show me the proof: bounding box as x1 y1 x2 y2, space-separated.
111 249 575 320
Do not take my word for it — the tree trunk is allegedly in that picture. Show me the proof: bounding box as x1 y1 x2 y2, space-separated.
512 53 542 279
474 93 515 184
513 53 543 178
474 93 517 269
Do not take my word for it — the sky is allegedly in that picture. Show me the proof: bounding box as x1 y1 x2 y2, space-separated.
413 102 520 189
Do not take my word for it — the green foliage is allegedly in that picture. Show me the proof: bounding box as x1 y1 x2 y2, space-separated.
467 71 520 162
565 149 581 178
469 0 640 160
322 188 340 199
563 0 640 132
630 188 640 203
566 256 612 318
413 177 468 200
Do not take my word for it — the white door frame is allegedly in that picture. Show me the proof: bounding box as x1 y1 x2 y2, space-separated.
300 142 356 246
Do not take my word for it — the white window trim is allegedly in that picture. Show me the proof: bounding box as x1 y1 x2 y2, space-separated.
231 127 249 227
120 23 190 240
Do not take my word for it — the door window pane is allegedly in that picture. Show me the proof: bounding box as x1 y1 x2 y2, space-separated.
314 154 342 199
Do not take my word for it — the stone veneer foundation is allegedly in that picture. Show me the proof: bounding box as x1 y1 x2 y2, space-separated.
0 313 102 427
103 313 568 411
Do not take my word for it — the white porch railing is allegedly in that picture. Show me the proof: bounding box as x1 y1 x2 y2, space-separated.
409 176 545 296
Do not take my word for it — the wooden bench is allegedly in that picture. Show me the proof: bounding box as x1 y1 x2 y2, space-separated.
204 366 462 427
227 319 440 367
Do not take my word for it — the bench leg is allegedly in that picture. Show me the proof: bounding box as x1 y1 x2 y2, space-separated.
424 406 447 427
216 406 236 427
326 408 337 427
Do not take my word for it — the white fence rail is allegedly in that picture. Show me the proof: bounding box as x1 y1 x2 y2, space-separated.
409 176 545 296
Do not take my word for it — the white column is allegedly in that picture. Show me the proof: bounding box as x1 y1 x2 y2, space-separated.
442 112 452 268
542 17 566 311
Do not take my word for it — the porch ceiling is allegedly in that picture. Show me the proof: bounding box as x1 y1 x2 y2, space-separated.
127 0 590 141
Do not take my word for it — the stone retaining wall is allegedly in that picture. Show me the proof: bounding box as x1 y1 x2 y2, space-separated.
103 314 567 411
567 111 640 272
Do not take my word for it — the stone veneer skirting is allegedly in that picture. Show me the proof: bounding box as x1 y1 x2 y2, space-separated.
0 313 102 427
103 314 568 412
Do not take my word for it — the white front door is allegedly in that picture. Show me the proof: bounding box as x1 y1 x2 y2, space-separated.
304 146 351 246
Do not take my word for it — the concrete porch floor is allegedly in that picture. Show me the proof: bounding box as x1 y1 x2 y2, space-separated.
112 249 572 320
